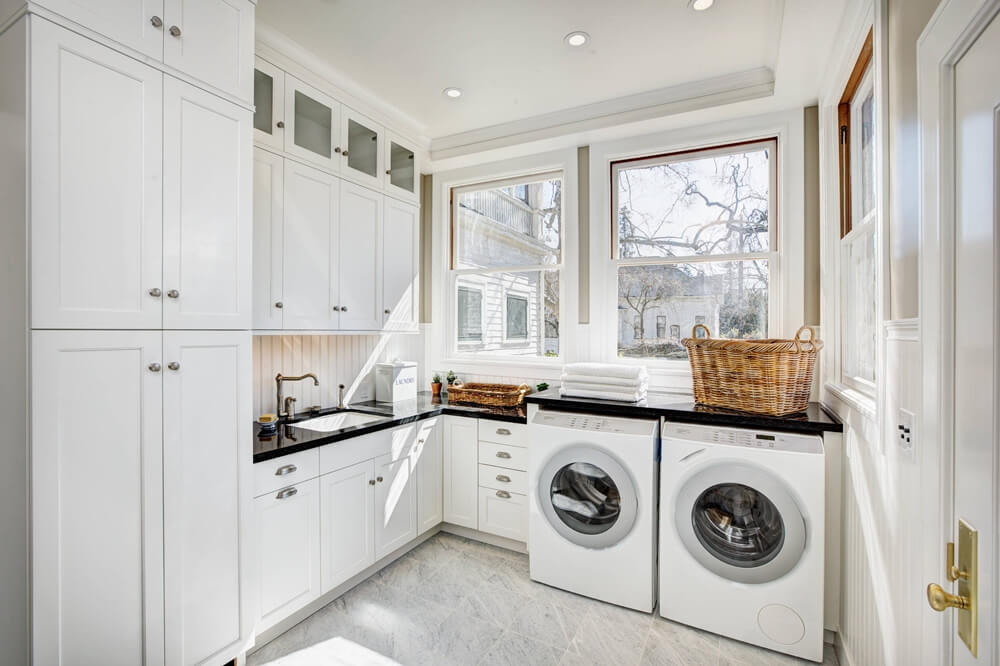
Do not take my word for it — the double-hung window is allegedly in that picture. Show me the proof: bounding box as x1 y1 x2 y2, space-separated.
450 172 563 358
611 139 777 360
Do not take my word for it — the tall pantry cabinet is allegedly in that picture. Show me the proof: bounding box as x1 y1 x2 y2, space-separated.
1 4 257 665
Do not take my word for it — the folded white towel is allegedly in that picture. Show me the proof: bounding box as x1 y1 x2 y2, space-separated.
561 363 648 382
560 373 649 390
562 380 648 394
559 386 647 403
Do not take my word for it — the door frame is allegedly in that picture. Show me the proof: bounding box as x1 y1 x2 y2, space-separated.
918 0 1000 663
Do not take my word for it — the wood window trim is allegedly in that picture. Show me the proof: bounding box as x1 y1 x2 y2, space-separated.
838 28 874 239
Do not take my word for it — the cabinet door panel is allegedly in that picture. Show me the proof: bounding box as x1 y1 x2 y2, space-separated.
253 57 284 151
162 0 254 101
383 198 419 330
31 331 164 666
163 78 252 330
252 148 284 329
385 133 419 202
35 0 164 58
478 488 527 542
338 182 382 330
320 461 375 592
443 417 478 529
374 451 416 560
415 419 443 534
341 106 383 189
283 76 341 173
31 21 163 329
163 331 253 666
283 161 339 330
256 478 321 631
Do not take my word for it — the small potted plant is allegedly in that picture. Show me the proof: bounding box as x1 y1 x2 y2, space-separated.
431 374 443 397
446 370 458 386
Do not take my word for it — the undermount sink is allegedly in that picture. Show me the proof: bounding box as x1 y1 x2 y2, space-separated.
292 411 388 432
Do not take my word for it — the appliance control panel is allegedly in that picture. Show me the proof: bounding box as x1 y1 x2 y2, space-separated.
532 410 658 437
662 422 823 454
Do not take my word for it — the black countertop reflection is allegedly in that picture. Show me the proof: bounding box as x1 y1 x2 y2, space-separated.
253 391 527 463
523 388 842 434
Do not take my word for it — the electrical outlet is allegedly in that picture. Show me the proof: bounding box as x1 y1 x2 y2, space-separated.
897 408 915 454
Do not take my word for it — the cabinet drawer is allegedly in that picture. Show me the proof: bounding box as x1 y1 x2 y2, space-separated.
319 430 392 476
478 441 527 471
254 448 320 498
478 420 528 447
478 464 527 494
478 487 527 542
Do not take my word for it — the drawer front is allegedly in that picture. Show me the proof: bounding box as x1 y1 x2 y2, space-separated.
254 448 320 497
477 420 528 447
478 464 527 494
478 487 527 542
478 441 527 472
319 429 393 475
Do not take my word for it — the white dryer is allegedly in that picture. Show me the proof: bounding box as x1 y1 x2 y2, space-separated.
528 410 659 612
660 422 825 662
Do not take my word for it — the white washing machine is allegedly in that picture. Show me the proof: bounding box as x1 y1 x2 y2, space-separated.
660 422 825 663
528 410 659 612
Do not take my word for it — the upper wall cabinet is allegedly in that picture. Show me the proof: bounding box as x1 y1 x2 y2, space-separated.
341 107 384 190
253 57 285 152
385 132 420 203
36 0 254 102
284 75 341 173
383 198 419 330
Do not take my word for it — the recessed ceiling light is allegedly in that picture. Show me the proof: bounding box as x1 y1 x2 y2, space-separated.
564 31 589 47
690 0 714 10
442 87 463 99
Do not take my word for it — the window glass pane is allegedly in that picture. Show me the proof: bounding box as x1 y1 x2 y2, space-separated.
294 91 332 159
616 145 772 258
454 270 559 357
347 118 378 177
253 69 273 134
842 230 876 382
859 89 876 220
389 141 415 192
617 261 768 359
454 176 562 269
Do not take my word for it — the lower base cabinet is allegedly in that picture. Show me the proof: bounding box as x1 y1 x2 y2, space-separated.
478 488 528 542
443 417 478 528
415 419 443 534
320 459 376 592
374 451 417 559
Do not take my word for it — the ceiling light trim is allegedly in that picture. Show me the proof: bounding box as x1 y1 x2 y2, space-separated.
564 31 590 46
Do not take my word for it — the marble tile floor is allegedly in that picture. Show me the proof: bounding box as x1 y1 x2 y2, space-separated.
248 532 839 666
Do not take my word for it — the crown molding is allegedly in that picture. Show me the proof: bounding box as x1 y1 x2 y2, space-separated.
429 67 775 161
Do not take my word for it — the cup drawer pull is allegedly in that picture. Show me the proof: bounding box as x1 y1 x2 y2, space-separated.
275 464 297 476
496 428 511 436
496 474 511 483
276 487 298 500
495 451 512 459
496 490 511 499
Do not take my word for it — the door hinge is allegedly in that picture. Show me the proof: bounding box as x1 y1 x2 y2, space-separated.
840 125 848 145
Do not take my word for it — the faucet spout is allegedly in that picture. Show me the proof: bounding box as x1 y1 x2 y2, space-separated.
276 373 321 418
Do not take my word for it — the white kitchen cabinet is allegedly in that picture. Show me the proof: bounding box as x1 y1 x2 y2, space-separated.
284 75 341 173
252 148 285 330
255 478 322 631
34 0 165 58
253 57 285 151
373 451 417 559
338 181 383 330
382 198 419 330
341 106 384 189
161 0 254 102
443 417 479 529
385 132 420 203
478 488 528 542
320 460 376 593
282 160 340 330
31 330 165 666
163 77 252 330
30 21 164 330
414 419 443 534
163 331 253 666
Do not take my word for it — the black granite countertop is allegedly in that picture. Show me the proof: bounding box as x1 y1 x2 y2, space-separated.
253 391 526 463
523 388 842 435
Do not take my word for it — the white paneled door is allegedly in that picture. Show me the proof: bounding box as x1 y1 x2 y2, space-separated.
35 0 165 58
373 451 417 559
31 21 163 329
163 331 253 666
31 330 164 666
163 77 252 330
320 460 375 592
415 419 443 534
252 148 285 330
383 197 419 330
338 181 383 330
443 417 478 529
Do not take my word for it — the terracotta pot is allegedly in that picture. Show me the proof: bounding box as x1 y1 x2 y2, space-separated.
431 382 443 397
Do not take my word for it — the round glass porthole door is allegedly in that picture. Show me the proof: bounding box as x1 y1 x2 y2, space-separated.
539 446 638 549
674 463 806 584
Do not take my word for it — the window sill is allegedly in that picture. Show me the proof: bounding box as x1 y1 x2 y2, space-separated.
824 382 876 421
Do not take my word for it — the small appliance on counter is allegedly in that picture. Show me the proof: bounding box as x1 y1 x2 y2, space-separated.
375 361 418 403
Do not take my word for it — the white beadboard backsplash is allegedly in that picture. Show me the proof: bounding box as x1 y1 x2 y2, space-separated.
253 332 425 416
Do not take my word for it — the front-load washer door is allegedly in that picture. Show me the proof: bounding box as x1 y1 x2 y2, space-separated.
675 462 807 584
538 445 638 549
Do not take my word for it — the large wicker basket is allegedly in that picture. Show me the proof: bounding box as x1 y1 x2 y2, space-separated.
683 324 822 416
446 382 531 407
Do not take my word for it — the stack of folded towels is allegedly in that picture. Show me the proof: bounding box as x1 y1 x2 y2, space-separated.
559 363 649 402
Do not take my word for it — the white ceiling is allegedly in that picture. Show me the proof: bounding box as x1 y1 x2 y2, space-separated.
257 0 847 144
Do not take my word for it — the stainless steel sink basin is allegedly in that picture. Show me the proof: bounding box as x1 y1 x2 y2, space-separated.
292 411 387 433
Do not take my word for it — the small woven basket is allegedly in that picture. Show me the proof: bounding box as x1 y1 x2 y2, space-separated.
446 382 531 407
683 324 822 416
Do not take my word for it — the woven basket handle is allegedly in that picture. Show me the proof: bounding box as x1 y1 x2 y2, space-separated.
691 323 711 340
793 325 816 351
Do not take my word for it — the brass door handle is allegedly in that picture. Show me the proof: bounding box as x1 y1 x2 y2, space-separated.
927 583 970 611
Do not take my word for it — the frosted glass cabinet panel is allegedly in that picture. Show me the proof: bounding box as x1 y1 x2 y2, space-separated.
341 107 383 189
283 76 341 173
385 132 419 202
253 57 284 151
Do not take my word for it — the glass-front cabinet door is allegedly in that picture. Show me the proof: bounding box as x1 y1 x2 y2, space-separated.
385 132 419 202
284 75 341 172
341 107 384 189
253 57 284 151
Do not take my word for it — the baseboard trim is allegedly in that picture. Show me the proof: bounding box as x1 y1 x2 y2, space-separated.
440 523 528 554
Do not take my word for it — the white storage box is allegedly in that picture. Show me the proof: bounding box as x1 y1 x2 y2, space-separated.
375 361 418 403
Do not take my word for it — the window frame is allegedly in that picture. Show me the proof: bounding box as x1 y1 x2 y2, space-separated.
502 289 530 343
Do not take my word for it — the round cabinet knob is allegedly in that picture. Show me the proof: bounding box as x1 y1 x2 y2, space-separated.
368 479 376 486
384 308 391 315
341 150 349 157
334 147 342 154
386 169 391 175
276 121 285 129
167 289 180 299
150 16 163 28
332 306 341 312
148 287 162 298
275 301 284 309
167 362 180 371
341 306 348 312
168 25 181 37
376 476 384 483
148 363 161 372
